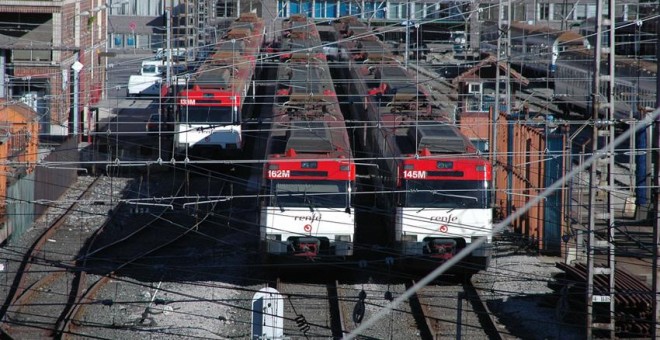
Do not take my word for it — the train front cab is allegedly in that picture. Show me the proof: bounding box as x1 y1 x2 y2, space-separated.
392 157 493 274
394 209 493 274
260 159 356 262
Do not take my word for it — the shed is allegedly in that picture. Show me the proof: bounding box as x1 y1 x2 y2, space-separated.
453 54 529 114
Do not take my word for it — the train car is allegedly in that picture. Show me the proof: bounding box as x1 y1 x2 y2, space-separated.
334 17 493 274
260 16 356 261
277 14 324 62
554 46 657 120
481 21 590 78
580 16 658 59
173 12 264 158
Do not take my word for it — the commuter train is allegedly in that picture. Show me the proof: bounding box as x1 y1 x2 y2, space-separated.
480 21 590 78
260 15 356 261
278 14 324 62
579 16 658 59
333 17 493 274
173 12 264 158
554 47 657 120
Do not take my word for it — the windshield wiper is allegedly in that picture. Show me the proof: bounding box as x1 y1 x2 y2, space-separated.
274 191 285 213
431 191 478 202
303 190 314 212
431 191 479 213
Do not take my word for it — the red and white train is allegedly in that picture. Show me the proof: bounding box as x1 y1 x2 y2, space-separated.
260 16 356 261
334 17 493 273
174 13 264 158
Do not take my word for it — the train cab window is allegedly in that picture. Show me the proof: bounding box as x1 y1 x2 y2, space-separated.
272 181 349 208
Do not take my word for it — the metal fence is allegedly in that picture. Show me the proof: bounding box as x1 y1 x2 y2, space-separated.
33 138 79 219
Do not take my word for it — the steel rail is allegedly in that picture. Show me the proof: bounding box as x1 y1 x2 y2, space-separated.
0 176 103 338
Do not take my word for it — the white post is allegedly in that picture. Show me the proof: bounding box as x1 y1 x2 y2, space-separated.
103 3 108 100
91 18 94 82
71 59 84 138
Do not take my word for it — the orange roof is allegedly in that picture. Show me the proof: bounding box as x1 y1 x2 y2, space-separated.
452 54 529 86
0 100 37 122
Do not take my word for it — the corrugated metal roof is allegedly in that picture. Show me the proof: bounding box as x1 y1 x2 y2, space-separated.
0 6 59 14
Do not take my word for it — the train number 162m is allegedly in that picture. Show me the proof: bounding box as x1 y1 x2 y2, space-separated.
268 169 291 178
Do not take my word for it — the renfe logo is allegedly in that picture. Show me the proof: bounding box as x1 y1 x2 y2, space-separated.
294 214 321 222
268 169 290 178
179 98 196 105
430 215 458 223
403 170 427 179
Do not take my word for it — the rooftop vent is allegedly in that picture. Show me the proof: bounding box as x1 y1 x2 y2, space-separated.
286 121 334 153
408 124 469 154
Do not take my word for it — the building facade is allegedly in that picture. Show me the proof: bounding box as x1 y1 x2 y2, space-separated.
0 0 107 137
0 100 39 244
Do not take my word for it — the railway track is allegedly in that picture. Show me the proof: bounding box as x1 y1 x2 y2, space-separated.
0 176 104 338
275 278 344 338
60 180 229 337
0 172 227 338
273 274 503 339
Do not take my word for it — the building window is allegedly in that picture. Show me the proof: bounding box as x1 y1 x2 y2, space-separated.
217 0 235 17
575 4 587 20
553 3 567 22
478 4 497 21
538 3 550 20
513 3 526 21
469 83 482 94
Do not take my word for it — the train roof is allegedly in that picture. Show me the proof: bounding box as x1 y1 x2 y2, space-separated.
190 67 232 88
375 66 417 94
560 46 657 75
268 18 351 160
277 63 334 99
509 21 586 45
285 121 335 153
268 113 351 158
410 124 473 154
236 12 260 23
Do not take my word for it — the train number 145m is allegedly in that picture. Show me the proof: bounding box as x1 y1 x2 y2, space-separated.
403 170 427 179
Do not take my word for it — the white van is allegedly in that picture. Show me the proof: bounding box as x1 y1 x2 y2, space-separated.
154 48 192 62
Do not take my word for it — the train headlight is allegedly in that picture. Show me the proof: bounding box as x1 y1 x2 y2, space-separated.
335 235 351 242
476 165 487 172
266 234 281 241
402 234 417 242
404 164 414 170
268 164 279 170
340 165 350 172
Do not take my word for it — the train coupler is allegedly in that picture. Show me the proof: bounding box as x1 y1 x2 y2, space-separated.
425 238 457 260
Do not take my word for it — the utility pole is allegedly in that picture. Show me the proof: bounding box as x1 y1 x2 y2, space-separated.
586 0 616 337
505 0 511 120
492 0 507 209
652 5 660 337
605 0 616 337
166 4 172 87
404 0 411 68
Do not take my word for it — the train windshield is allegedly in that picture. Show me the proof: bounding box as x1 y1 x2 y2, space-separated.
404 180 490 209
181 106 234 124
270 180 349 208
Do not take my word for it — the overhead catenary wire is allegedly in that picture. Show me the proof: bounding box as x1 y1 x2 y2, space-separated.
2 5 656 338
345 106 660 338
